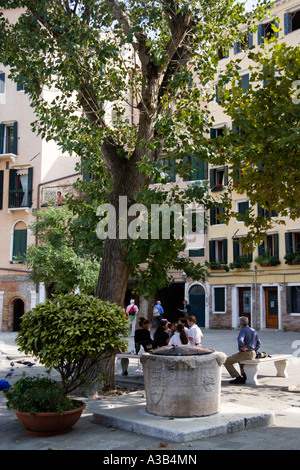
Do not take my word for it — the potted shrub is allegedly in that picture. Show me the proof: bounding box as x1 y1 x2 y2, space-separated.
284 253 295 265
5 375 86 436
205 261 230 272
255 253 280 266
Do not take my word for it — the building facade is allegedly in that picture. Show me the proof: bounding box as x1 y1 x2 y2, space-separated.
148 0 300 332
0 8 80 331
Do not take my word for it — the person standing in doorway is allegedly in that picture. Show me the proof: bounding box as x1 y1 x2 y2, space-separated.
178 299 191 318
224 316 261 384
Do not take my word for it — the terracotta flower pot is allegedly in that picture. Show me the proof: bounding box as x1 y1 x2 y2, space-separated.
13 399 86 437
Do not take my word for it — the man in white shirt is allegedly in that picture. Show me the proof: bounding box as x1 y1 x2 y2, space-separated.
187 315 203 346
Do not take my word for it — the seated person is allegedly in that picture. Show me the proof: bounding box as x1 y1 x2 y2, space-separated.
153 319 170 348
134 318 153 353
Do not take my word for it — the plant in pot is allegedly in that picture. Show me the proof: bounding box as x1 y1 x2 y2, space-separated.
5 375 86 437
8 293 129 436
284 253 295 265
229 255 250 270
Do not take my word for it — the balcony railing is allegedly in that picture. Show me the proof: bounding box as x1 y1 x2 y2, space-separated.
8 189 31 209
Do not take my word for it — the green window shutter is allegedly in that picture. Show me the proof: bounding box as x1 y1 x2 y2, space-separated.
238 201 249 215
258 242 264 256
258 24 264 45
203 161 208 180
285 232 293 254
209 240 215 262
210 168 216 188
233 240 240 262
0 124 4 155
0 170 3 210
223 239 228 264
210 207 216 225
257 204 264 216
27 167 33 206
241 74 249 93
0 73 5 93
8 169 17 209
13 229 27 261
224 166 228 186
210 128 216 139
286 286 292 313
273 233 279 258
248 32 253 49
13 122 18 155
214 287 225 312
284 13 292 35
189 248 204 257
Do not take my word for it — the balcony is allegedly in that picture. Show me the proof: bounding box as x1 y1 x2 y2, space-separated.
8 189 31 213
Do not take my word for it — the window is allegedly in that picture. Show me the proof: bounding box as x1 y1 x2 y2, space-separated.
152 158 175 184
183 156 208 181
0 122 18 155
233 238 253 263
286 286 300 313
12 222 27 263
209 239 227 264
0 73 5 94
234 32 253 54
210 127 225 139
258 20 279 45
285 232 300 255
213 287 226 313
284 10 300 35
257 204 277 218
9 168 33 209
210 166 228 190
210 205 225 225
237 199 250 219
189 248 204 257
217 47 229 60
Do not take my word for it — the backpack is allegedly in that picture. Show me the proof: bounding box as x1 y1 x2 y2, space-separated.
129 305 136 316
153 307 160 317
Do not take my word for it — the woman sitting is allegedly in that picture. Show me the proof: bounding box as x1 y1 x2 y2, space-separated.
134 318 153 354
153 319 170 348
169 323 189 346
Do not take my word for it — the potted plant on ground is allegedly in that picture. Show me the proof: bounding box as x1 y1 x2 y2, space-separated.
5 375 86 436
6 293 128 435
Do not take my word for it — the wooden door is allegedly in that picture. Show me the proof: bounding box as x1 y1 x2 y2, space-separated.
239 287 251 326
265 287 278 329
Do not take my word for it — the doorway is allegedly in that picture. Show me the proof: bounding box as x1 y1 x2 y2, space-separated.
264 287 278 329
189 284 206 327
13 298 24 331
238 287 251 326
156 283 185 323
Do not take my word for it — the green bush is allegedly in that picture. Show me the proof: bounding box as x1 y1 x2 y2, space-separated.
5 375 76 413
16 294 129 394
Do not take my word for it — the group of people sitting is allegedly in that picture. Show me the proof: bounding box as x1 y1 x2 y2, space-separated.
134 315 203 354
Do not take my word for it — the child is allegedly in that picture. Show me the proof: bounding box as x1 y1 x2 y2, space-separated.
169 323 189 346
187 315 203 346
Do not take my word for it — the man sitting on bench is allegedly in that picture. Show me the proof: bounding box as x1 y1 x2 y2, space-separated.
224 316 261 385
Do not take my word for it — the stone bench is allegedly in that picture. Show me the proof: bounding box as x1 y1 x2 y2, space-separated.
240 354 292 385
116 353 141 376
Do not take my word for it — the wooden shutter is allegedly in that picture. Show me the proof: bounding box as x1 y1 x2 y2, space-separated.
13 229 27 261
8 169 17 208
241 74 249 93
286 286 293 314
210 168 216 188
0 73 5 93
0 124 4 155
233 239 240 262
248 32 253 49
224 166 228 186
210 128 216 139
13 122 18 155
0 170 3 210
273 233 279 258
209 240 215 262
223 239 228 264
27 167 33 206
210 208 216 225
285 232 293 254
257 24 264 45
284 13 292 35
214 287 225 312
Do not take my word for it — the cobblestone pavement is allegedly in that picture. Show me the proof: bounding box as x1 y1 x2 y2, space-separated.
0 329 299 452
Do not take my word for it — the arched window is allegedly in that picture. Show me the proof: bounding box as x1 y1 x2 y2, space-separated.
11 221 27 263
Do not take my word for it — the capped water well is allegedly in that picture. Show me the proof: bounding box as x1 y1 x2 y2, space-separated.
140 345 226 417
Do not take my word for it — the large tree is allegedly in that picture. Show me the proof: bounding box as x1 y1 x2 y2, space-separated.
0 0 270 305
